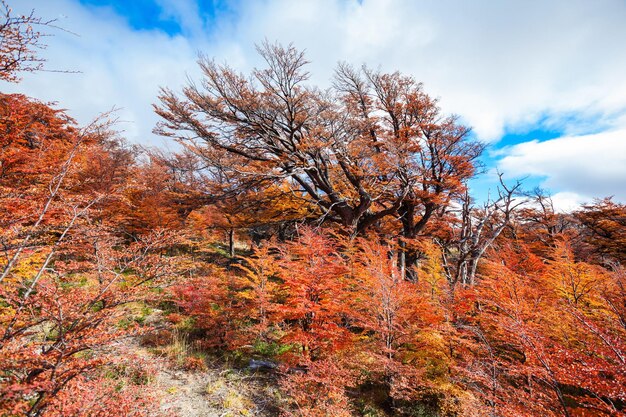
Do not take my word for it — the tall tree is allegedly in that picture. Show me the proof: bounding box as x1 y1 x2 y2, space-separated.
154 43 483 257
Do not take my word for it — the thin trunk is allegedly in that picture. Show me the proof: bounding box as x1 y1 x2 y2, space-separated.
404 249 420 282
468 257 479 286
398 238 406 280
228 228 235 258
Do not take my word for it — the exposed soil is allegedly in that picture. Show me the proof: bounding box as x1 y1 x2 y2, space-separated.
119 332 279 417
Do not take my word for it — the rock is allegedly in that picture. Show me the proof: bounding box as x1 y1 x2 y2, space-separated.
248 359 278 371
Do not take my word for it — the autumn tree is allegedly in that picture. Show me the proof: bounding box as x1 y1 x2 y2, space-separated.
0 95 169 416
350 239 447 405
108 153 200 237
235 243 283 341
459 240 626 416
155 43 482 267
514 188 576 259
0 229 169 416
0 0 55 82
201 179 313 256
274 230 353 362
457 242 566 416
0 93 96 285
574 198 626 264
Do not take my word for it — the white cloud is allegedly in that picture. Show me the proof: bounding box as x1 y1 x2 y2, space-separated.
2 0 625 202
3 0 202 147
550 192 588 213
222 0 626 141
497 129 626 206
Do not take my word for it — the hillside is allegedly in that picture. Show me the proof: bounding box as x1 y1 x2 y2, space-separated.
1 2 625 416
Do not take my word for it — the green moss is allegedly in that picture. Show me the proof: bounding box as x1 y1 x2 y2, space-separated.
252 339 293 357
116 318 133 330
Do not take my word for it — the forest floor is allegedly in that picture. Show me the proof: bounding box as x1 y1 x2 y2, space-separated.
155 360 279 417
119 310 280 417
157 366 221 417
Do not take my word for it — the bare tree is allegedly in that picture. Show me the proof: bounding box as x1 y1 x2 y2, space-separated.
0 0 56 82
441 175 524 286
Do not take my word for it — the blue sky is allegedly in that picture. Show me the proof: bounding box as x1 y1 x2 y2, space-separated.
79 0 185 33
78 0 234 34
5 0 626 210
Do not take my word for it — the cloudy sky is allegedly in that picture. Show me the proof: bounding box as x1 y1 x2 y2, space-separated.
4 0 626 210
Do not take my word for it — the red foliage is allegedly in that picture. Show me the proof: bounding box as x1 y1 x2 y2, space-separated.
171 266 240 348
0 95 169 416
4 31 624 417
276 230 353 362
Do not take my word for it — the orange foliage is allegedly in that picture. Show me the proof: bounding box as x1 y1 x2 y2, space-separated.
459 240 626 416
3 23 625 417
0 95 170 416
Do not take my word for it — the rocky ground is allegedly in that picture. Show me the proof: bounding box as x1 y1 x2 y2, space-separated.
118 311 280 417
156 363 279 417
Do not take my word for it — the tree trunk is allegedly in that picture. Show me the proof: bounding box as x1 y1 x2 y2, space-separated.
398 238 406 280
467 257 479 286
228 228 235 258
405 249 420 282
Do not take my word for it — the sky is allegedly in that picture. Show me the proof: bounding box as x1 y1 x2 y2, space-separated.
4 0 626 210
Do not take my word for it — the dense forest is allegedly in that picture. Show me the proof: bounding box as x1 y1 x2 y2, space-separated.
1 3 625 416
